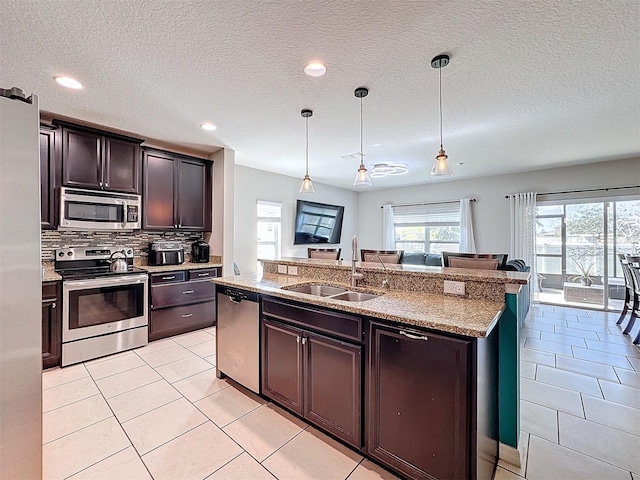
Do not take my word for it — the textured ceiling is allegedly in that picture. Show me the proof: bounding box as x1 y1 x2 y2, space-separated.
2 1 639 190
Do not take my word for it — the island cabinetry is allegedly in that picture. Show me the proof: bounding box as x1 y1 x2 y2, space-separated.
262 298 363 448
42 281 61 369
368 321 498 480
56 122 142 194
143 148 212 231
149 268 218 341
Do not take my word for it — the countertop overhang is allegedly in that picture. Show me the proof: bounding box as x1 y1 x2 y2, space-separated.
213 273 505 338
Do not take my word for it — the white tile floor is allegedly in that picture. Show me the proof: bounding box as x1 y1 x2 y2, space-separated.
42 308 640 480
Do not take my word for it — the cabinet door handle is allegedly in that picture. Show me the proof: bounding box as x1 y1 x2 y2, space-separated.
296 336 300 343
162 275 176 280
182 290 195 294
104 182 109 188
181 313 193 318
51 302 56 309
99 181 103 188
197 273 209 277
399 330 429 341
301 337 307 345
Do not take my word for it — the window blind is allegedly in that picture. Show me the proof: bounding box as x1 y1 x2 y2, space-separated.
392 203 460 226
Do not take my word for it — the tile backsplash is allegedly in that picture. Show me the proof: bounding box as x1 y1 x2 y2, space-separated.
41 230 204 261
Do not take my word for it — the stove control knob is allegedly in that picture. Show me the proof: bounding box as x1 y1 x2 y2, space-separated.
127 249 133 255
67 252 73 256
58 252 64 257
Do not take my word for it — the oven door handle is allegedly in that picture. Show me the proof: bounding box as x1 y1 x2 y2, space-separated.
63 274 148 289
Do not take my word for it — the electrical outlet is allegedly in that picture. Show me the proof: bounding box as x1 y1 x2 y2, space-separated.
277 264 287 274
444 280 465 295
287 265 298 275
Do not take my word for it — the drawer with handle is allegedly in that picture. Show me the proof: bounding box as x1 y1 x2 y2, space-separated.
149 301 215 341
188 268 219 281
150 271 187 284
151 280 215 309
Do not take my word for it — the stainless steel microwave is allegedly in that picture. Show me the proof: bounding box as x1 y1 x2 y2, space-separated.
59 187 141 231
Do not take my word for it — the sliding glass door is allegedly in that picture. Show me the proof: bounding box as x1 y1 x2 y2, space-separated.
536 198 639 310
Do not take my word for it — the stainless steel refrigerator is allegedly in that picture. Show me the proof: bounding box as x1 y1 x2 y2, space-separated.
0 88 42 479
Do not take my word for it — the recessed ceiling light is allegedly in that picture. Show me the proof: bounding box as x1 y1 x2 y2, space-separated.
200 123 217 131
53 76 83 89
456 162 465 166
303 62 327 77
370 163 409 178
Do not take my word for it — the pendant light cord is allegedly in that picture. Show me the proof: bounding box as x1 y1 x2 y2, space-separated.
305 116 309 175
359 96 364 168
439 64 443 149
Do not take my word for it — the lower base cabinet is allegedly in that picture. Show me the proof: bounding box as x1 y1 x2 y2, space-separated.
261 298 363 448
149 268 218 341
42 282 61 369
368 321 499 480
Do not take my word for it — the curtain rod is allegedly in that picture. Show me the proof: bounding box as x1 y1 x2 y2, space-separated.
504 185 639 199
380 198 476 209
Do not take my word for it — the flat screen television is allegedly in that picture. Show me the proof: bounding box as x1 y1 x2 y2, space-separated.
294 199 345 245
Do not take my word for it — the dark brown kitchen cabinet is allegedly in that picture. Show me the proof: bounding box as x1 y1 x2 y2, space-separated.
148 269 218 341
42 282 61 369
56 122 143 194
143 148 212 231
40 125 58 229
368 322 498 480
261 298 363 448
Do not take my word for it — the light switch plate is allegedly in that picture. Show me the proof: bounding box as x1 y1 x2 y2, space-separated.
277 264 287 274
444 280 465 295
287 265 298 275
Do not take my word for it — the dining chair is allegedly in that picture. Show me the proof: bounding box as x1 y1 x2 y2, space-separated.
360 249 404 264
441 252 508 270
308 248 341 260
621 255 640 344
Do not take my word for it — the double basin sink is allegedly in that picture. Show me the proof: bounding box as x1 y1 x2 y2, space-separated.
282 284 380 302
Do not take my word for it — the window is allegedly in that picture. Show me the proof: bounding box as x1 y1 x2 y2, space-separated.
392 203 461 254
257 201 281 273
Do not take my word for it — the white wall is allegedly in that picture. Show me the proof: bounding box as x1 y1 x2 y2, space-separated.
234 165 359 274
358 157 640 254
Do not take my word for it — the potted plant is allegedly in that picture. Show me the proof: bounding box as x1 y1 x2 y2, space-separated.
568 259 596 286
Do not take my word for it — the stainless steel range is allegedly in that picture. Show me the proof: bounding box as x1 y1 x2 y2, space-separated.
55 247 148 366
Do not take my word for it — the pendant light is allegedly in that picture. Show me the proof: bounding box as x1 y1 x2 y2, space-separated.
430 54 453 177
299 109 315 193
353 87 372 188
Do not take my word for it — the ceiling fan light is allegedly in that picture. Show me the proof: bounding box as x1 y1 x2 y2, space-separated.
300 173 315 193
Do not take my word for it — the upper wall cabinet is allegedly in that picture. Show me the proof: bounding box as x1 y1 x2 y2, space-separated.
143 148 212 231
40 124 59 229
54 121 143 194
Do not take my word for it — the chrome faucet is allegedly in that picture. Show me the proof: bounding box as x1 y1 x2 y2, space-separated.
369 254 390 290
351 235 363 287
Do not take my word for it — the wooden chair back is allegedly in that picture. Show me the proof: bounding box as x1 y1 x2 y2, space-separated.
360 249 404 264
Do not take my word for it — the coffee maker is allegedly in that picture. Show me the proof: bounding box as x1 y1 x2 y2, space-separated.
191 240 210 263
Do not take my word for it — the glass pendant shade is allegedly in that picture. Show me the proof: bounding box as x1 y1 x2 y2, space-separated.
300 173 315 193
353 158 372 187
430 148 453 177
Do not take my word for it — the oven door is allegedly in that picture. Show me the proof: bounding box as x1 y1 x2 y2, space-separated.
62 274 148 342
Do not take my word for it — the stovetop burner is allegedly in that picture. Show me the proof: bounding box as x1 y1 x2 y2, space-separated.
55 246 147 281
58 266 146 281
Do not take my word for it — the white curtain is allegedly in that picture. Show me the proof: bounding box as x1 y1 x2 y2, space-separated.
509 192 537 302
459 198 476 253
382 204 395 249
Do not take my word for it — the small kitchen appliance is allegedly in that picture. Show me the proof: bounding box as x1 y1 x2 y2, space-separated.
148 241 185 266
59 187 141 231
191 240 210 263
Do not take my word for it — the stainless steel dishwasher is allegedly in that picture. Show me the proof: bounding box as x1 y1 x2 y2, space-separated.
216 286 260 393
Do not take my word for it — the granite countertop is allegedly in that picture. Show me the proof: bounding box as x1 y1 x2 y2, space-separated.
213 273 505 338
261 257 530 285
42 262 61 282
139 261 222 273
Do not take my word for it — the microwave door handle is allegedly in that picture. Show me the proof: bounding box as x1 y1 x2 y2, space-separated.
122 201 128 225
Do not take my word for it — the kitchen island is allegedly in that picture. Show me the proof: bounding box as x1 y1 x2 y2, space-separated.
213 258 530 480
